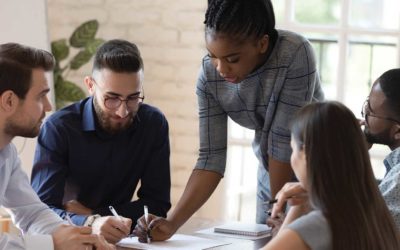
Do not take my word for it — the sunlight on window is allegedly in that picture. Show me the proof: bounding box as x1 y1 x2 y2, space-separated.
307 35 339 100
295 0 340 25
345 36 397 115
350 0 400 29
226 119 258 222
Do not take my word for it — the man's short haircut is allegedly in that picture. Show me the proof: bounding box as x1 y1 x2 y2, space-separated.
378 68 400 120
93 39 143 73
0 43 55 99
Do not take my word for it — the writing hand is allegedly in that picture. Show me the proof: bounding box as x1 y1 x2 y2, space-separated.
271 182 308 218
52 224 115 250
132 213 177 243
92 216 132 244
266 213 285 238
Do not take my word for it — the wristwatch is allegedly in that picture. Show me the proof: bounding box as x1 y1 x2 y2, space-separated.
84 214 101 227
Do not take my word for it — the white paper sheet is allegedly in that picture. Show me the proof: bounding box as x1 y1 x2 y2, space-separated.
196 227 271 240
117 234 230 250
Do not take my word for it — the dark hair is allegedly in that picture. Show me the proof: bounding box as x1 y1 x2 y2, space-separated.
378 68 400 120
93 39 143 73
0 43 55 99
291 101 400 250
204 0 276 41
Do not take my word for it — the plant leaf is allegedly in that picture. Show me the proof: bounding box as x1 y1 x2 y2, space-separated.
70 50 93 70
86 38 105 54
69 20 99 48
55 80 86 105
56 100 69 110
51 39 69 62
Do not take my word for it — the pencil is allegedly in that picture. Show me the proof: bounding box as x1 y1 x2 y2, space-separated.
263 194 308 205
262 199 278 205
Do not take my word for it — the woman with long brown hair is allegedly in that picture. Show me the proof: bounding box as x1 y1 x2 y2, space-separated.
261 101 399 250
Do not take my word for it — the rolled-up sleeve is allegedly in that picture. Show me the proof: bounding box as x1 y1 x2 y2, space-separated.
194 64 228 176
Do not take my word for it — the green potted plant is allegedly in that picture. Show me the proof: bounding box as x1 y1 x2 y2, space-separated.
51 20 104 109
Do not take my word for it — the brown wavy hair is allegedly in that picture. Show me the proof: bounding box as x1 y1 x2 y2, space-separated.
0 43 54 99
291 101 400 250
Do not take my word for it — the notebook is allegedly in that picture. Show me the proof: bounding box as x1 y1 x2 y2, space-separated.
213 222 271 236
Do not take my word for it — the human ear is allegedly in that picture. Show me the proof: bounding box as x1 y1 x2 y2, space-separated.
393 124 400 140
84 76 95 95
300 146 306 160
258 34 269 53
0 90 18 112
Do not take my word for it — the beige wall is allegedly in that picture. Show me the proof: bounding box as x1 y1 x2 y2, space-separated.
47 0 229 219
0 0 52 176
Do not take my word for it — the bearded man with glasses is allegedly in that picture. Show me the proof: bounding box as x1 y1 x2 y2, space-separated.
360 68 400 229
31 39 171 243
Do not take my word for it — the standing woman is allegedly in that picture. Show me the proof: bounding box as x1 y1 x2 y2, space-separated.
134 0 323 241
262 101 400 250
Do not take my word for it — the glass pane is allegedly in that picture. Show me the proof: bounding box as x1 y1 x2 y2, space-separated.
350 0 400 29
295 0 340 25
228 118 254 140
306 33 339 100
229 118 245 139
226 145 258 221
344 36 398 116
271 0 285 23
225 145 243 219
238 147 258 222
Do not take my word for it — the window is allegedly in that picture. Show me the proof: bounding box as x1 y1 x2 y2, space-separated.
226 0 400 222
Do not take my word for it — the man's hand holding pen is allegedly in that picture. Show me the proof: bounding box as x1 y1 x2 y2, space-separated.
91 216 132 244
133 213 177 243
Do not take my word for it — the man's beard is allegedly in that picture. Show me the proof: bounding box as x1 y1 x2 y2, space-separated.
4 118 41 138
363 126 394 146
93 96 134 134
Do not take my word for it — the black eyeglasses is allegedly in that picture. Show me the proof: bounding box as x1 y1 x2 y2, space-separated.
361 99 400 124
92 78 145 110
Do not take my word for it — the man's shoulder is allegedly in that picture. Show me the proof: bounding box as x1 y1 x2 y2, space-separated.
380 160 400 193
0 143 17 160
46 99 87 125
139 104 167 121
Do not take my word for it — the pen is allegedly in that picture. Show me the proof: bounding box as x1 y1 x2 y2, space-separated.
263 199 278 205
144 205 151 243
65 214 75 225
109 205 122 221
263 194 308 205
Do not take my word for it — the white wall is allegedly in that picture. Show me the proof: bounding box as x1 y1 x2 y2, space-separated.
0 0 52 176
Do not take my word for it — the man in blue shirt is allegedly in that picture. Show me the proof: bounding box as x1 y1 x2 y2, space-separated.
31 39 171 243
361 68 400 229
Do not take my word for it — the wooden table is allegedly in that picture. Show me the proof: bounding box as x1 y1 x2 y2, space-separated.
117 217 271 250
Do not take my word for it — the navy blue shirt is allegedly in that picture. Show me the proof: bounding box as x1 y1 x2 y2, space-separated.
31 97 171 227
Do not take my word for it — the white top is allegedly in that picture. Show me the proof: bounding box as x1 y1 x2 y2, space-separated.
0 143 63 250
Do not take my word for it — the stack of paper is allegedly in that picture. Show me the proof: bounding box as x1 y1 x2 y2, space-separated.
117 234 229 250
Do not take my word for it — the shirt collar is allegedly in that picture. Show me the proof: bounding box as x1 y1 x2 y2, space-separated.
82 96 96 132
384 146 400 172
